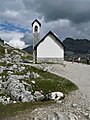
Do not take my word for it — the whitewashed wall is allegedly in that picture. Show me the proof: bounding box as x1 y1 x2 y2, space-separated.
37 34 64 58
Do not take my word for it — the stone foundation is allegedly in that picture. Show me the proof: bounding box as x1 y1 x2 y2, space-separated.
37 58 64 64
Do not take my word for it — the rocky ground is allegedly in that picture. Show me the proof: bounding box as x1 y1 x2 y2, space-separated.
0 44 90 120
3 90 90 120
48 61 90 103
1 62 90 120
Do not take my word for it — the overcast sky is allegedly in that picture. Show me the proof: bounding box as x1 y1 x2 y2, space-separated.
0 0 90 49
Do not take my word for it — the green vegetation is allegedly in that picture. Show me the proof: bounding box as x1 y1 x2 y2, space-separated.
0 101 55 119
0 65 78 118
22 66 78 94
0 45 5 55
21 54 33 61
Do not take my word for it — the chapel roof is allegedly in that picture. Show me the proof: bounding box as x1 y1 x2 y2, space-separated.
31 19 41 27
34 31 65 49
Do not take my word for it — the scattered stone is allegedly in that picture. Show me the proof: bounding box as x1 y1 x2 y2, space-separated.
0 76 2 79
20 66 25 71
72 103 77 107
12 64 17 69
68 113 78 120
34 91 44 101
29 72 40 79
7 71 13 75
1 77 34 102
82 112 89 117
49 92 64 101
0 68 3 74
22 91 34 102
47 112 65 120
0 84 2 89
56 100 62 104
88 114 90 119
22 81 32 91
13 101 17 104
10 75 24 79
31 80 35 84
0 96 11 105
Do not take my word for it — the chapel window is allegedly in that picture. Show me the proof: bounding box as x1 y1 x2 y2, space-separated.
34 26 38 32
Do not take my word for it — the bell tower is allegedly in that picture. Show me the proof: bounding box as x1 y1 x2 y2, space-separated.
32 19 41 63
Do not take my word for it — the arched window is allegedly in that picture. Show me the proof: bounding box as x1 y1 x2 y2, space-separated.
34 26 38 32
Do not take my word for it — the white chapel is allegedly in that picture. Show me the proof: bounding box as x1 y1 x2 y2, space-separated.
32 19 65 63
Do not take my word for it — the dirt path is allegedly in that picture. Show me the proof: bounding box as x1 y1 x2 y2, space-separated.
48 61 90 102
2 62 90 120
20 61 90 102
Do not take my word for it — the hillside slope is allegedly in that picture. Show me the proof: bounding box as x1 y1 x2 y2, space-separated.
22 45 33 54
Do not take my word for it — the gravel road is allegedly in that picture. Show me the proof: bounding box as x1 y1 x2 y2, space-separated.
2 62 90 120
48 61 90 102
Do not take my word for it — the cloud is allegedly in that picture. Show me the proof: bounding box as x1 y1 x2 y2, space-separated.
29 0 90 24
20 32 33 45
0 29 25 49
9 39 26 49
0 0 90 49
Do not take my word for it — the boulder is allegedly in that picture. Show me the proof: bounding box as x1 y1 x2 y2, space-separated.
22 81 32 91
2 77 34 102
34 91 44 101
48 92 64 101
29 72 40 79
0 96 11 105
48 112 65 120
10 75 24 80
31 80 35 84
0 83 2 89
7 71 13 75
12 64 17 69
68 113 78 120
21 91 34 102
0 68 3 74
19 66 25 72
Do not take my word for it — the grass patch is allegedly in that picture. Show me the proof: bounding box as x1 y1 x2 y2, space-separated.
21 54 33 61
0 45 5 55
0 65 78 119
22 66 78 94
0 101 55 119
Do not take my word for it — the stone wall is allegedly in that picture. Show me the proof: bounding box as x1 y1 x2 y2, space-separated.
37 57 64 64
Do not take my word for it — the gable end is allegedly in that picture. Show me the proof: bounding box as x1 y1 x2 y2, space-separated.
34 31 65 49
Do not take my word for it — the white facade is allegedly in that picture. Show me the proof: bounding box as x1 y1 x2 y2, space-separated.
37 34 64 59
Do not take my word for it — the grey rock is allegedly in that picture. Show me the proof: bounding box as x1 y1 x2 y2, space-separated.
22 81 32 91
0 83 2 89
10 75 24 80
31 80 35 84
0 68 3 74
2 77 34 102
0 96 11 105
7 71 13 75
82 112 89 117
34 91 44 101
0 76 2 79
49 92 64 101
88 114 90 119
12 64 17 69
20 66 25 70
29 72 40 79
22 91 34 102
47 112 65 120
72 103 77 107
68 113 78 120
